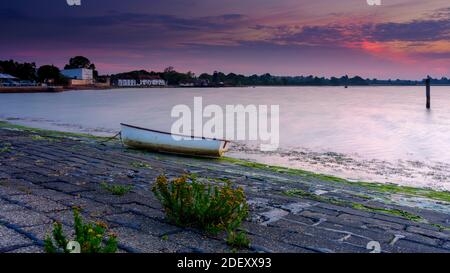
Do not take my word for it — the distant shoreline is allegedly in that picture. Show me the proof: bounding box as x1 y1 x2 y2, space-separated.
0 85 112 93
1 84 449 94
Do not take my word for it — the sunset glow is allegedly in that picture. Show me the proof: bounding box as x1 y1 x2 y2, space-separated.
2 0 450 79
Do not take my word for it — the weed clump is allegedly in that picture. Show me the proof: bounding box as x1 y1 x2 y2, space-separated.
101 182 133 196
152 174 250 248
44 208 117 253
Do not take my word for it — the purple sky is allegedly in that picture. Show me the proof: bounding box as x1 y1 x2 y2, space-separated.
2 0 450 79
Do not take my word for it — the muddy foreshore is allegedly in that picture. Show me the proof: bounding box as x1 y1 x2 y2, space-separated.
0 121 449 253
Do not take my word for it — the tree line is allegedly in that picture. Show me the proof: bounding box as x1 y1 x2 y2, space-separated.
2 57 449 86
109 68 446 86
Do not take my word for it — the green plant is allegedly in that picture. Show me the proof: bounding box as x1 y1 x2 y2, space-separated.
152 175 249 236
226 230 250 248
44 208 118 253
101 182 133 196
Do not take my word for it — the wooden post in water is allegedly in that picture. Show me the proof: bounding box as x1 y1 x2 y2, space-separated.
425 76 431 109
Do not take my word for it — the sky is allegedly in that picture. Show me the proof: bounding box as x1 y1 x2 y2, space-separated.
1 0 450 79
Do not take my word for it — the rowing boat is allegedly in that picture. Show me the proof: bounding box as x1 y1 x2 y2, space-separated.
120 123 230 157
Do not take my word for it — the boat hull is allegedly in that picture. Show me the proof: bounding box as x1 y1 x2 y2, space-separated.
120 124 229 158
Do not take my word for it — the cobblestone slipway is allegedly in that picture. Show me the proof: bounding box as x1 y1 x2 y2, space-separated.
0 127 449 253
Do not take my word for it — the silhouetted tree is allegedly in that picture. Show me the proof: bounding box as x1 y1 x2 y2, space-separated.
37 65 61 84
65 56 95 70
0 60 37 80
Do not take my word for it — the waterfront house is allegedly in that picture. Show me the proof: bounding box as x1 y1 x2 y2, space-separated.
61 68 94 85
0 73 18 86
117 77 137 87
138 75 166 86
179 82 195 87
114 74 166 87
179 79 209 87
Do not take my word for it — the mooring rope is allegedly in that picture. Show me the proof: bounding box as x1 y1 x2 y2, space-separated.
99 131 121 144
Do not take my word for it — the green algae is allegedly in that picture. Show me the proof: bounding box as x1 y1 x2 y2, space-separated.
223 157 450 203
0 121 109 141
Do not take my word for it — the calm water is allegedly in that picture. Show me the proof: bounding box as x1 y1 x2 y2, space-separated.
1 86 450 189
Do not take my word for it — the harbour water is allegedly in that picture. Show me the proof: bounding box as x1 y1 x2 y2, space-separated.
1 86 450 190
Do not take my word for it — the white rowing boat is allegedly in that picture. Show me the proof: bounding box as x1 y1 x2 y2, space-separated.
120 123 230 158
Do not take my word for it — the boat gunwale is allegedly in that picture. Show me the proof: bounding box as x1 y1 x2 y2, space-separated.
120 123 230 143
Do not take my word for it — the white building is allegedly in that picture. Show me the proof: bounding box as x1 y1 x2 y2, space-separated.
117 79 137 86
61 68 93 80
139 78 166 86
115 75 166 87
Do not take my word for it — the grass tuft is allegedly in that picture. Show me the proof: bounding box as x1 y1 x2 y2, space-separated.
226 230 250 249
101 182 133 196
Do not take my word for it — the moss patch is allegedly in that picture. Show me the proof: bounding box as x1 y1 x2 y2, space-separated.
0 143 12 153
284 189 348 207
351 203 425 223
130 161 152 169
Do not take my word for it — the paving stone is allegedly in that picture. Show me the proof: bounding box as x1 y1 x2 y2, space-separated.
316 220 402 245
111 227 181 253
61 197 114 217
393 230 442 246
406 226 450 241
7 194 68 212
6 245 44 253
30 188 74 202
41 181 90 194
23 224 74 244
249 234 316 253
245 220 362 253
389 239 450 253
442 241 450 249
0 209 52 227
336 213 406 231
105 213 181 236
0 184 26 196
14 172 56 184
167 230 231 253
0 225 33 250
1 128 450 253
114 203 166 220
0 198 24 211
47 209 97 227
